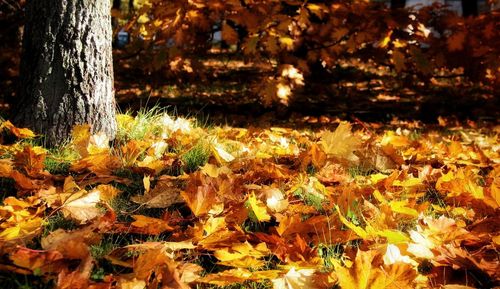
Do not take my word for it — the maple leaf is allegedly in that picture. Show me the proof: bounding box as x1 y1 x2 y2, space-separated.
129 215 174 235
436 168 487 206
334 250 416 289
72 124 91 157
200 163 232 178
0 214 43 243
56 255 93 289
272 267 321 289
133 248 190 289
320 122 361 162
181 172 218 217
199 268 280 286
0 196 44 243
264 187 289 213
334 250 377 289
41 227 101 260
0 159 13 177
70 152 121 176
9 247 66 274
132 176 184 208
211 144 235 163
246 192 271 222
13 146 47 177
0 120 36 139
50 177 103 224
214 242 270 268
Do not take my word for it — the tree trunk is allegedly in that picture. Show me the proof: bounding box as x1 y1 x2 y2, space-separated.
113 0 121 10
391 0 406 9
14 0 116 147
129 0 134 13
461 0 478 16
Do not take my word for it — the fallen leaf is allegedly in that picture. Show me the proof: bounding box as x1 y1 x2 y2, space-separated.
247 192 271 222
320 122 361 162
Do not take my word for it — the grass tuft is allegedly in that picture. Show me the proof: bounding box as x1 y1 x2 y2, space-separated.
43 212 78 236
182 142 211 173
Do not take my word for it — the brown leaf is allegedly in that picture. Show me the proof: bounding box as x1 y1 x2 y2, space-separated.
132 177 183 208
222 22 238 45
10 247 66 274
181 172 218 217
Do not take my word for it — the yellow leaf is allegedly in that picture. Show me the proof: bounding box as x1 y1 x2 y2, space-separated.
320 122 361 161
0 217 43 241
247 193 271 222
388 200 419 217
143 175 151 193
93 184 121 202
1 120 36 138
117 278 146 289
61 190 102 224
72 124 91 157
334 250 375 289
335 249 416 289
211 142 235 164
198 268 253 286
0 159 13 177
131 215 174 234
279 36 294 50
336 206 368 239
379 30 393 48
272 267 320 289
492 235 500 246
264 188 289 213
214 242 269 268
369 227 409 244
200 163 232 178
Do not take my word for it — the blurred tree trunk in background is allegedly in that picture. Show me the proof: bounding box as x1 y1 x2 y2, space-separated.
461 0 478 16
391 0 406 9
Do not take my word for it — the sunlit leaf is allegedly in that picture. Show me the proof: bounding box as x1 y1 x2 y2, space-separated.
320 122 361 161
247 193 271 222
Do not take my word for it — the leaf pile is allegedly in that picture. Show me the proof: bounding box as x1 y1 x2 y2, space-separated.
0 114 498 289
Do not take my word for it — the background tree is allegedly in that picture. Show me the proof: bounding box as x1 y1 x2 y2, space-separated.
461 0 478 16
391 0 407 9
13 0 116 146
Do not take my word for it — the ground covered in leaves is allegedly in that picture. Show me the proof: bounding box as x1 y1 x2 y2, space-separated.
0 111 498 289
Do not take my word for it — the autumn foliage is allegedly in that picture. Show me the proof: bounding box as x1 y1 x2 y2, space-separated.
119 0 500 105
0 113 498 288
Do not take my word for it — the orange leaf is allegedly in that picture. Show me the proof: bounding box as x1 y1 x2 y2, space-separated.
130 215 174 234
222 22 238 45
181 173 217 217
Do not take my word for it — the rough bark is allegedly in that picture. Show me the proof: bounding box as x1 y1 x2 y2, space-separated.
14 0 116 147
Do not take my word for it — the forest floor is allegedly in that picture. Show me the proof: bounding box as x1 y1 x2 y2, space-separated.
0 53 499 289
0 103 498 288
